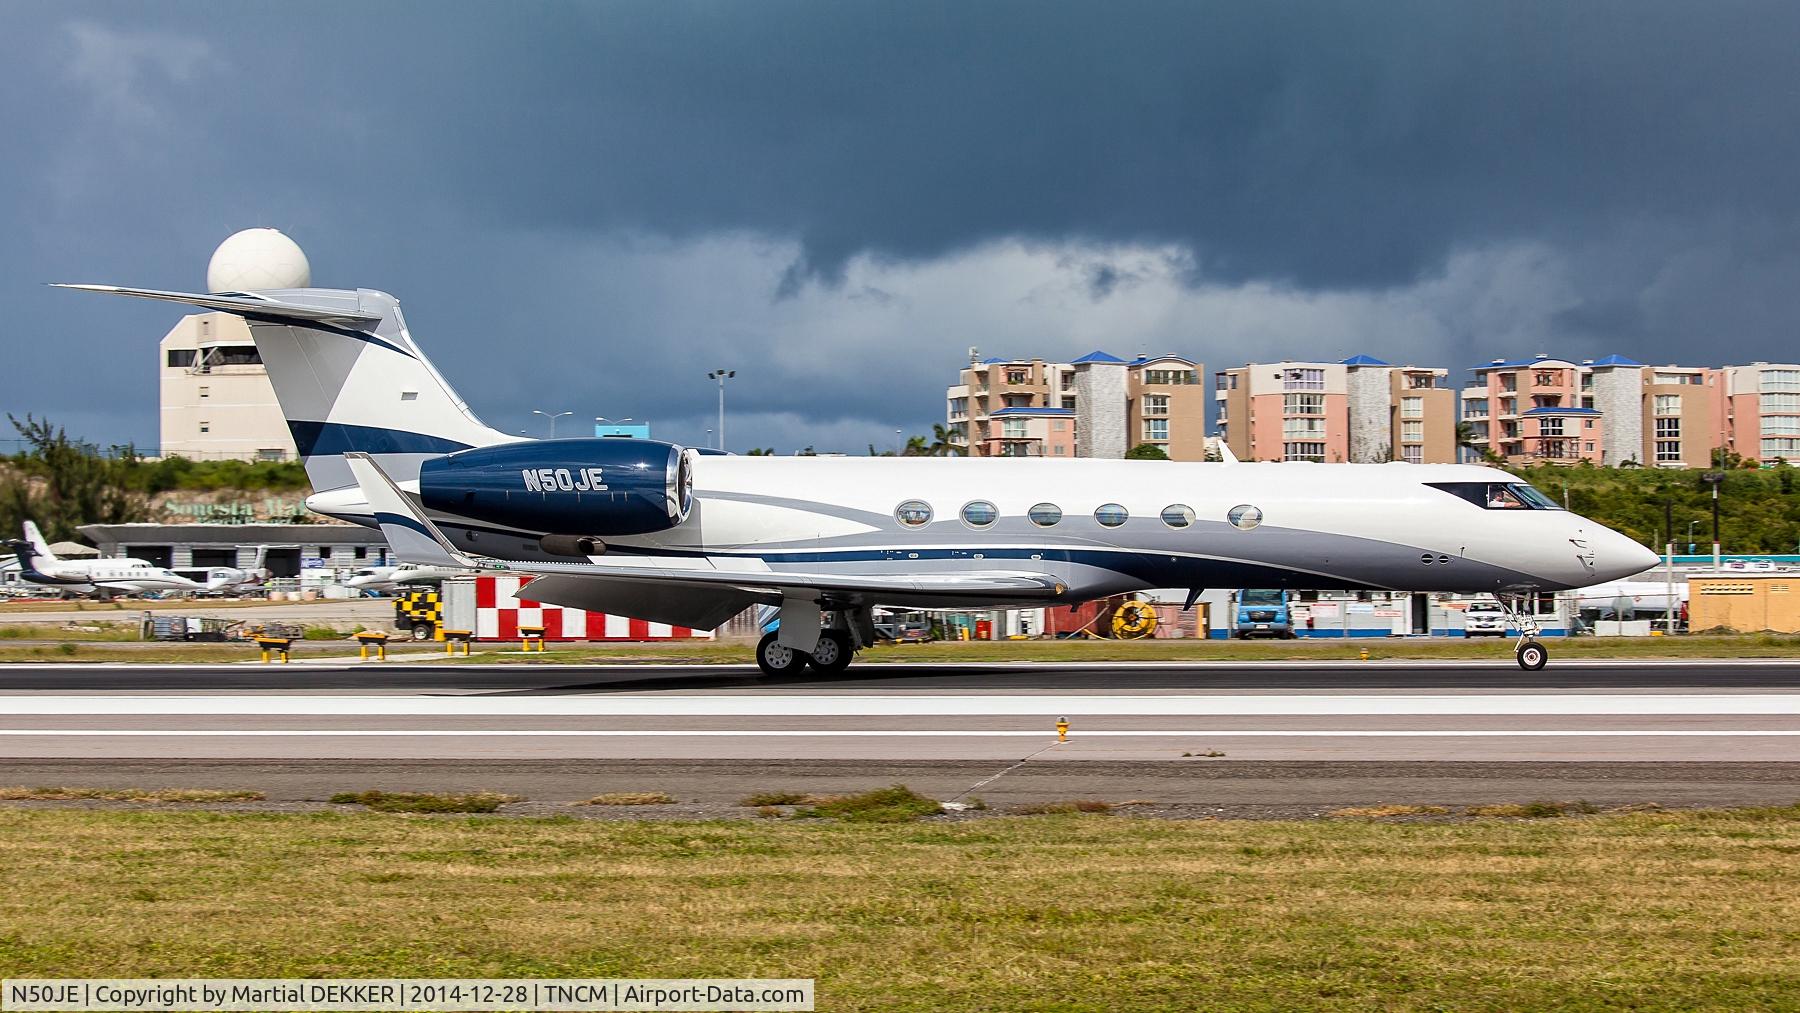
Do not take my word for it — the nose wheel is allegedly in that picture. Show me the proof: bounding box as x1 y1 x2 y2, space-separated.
1496 592 1550 670
1515 639 1548 671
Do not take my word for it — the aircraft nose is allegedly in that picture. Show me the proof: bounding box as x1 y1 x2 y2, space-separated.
1590 527 1661 582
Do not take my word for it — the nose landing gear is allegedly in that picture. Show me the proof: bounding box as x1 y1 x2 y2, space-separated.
1496 593 1548 670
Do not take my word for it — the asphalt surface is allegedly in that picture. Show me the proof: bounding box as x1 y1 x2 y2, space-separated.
0 660 1795 809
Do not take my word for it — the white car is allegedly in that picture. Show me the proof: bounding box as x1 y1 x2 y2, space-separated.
1462 601 1511 637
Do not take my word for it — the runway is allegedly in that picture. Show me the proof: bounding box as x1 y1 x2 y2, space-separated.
1 661 1796 809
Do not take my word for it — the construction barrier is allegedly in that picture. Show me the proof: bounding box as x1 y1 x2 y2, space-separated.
456 575 715 642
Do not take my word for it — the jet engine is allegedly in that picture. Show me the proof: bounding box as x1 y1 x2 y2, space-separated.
418 438 694 539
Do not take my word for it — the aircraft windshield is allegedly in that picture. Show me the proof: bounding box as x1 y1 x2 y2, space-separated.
1426 482 1564 511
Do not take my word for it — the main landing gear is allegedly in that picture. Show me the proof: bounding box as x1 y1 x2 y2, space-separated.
755 602 875 677
1496 593 1548 671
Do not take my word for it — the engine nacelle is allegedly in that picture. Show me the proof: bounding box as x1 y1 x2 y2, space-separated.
418 438 694 537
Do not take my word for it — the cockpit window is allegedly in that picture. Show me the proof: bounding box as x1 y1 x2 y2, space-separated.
1426 482 1563 511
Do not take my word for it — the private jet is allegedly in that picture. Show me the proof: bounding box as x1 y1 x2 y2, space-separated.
5 522 202 596
60 272 1658 671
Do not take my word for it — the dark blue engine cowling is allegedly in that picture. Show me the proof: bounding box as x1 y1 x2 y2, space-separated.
418 438 693 536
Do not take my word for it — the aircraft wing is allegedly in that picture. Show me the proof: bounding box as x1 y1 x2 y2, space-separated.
344 453 1068 626
52 284 383 330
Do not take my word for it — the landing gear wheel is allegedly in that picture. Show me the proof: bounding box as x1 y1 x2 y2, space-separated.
756 630 808 677
1516 639 1548 671
808 629 854 675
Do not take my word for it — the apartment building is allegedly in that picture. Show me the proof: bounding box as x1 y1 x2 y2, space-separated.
158 312 298 462
1722 363 1800 464
945 350 1206 459
1213 356 1455 463
1463 354 1731 468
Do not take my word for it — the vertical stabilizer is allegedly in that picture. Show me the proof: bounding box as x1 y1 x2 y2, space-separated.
22 522 56 564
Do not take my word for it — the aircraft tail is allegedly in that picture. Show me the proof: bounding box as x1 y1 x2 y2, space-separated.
55 284 519 497
22 522 56 564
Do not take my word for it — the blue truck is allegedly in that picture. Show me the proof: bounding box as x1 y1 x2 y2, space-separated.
1233 589 1296 639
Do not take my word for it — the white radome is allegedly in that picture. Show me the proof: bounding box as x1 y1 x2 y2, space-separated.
206 228 311 293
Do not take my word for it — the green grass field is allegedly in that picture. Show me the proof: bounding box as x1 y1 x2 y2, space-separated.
1 808 1797 1010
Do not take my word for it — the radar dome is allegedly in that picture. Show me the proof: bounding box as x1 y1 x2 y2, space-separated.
206 228 311 293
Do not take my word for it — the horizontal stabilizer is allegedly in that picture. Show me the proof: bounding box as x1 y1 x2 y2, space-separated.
52 284 383 330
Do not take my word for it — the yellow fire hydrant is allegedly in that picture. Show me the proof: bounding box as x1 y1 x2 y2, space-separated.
1056 716 1070 742
1358 646 1370 662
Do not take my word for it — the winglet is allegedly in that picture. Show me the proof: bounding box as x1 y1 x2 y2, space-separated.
343 452 474 568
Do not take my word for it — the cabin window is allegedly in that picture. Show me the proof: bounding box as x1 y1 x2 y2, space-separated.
1161 504 1195 529
1094 503 1128 528
895 500 933 527
960 501 998 528
1228 504 1263 530
1028 503 1062 527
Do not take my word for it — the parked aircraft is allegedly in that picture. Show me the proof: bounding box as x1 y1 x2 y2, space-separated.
200 545 271 594
61 277 1659 671
344 562 471 592
4 522 202 596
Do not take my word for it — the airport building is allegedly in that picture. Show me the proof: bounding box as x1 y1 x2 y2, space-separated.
944 350 1207 459
78 523 390 578
158 312 298 462
1212 356 1457 463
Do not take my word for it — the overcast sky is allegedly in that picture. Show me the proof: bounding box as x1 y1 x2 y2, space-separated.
3 1 1798 453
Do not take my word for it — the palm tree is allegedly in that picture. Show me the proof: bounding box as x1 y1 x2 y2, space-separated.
927 423 964 457
903 435 929 457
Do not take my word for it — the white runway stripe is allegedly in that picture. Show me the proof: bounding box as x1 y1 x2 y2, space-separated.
1 729 1798 737
3 694 1800 716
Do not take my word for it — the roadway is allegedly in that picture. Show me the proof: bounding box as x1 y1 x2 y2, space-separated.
0 661 1796 811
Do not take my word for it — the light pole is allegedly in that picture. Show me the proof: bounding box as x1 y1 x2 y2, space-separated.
531 410 573 438
706 370 736 451
1702 472 1726 570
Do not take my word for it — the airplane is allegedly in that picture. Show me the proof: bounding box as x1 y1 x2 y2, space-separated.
4 522 203 596
344 561 472 593
59 274 1659 672
200 545 271 594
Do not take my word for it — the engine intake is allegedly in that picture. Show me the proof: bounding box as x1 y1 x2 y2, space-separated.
419 438 693 537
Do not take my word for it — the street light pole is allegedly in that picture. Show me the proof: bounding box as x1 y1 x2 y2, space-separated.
1702 471 1725 570
1663 500 1676 635
706 370 736 451
531 409 573 439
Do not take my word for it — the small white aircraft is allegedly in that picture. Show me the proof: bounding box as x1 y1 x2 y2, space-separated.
4 522 202 596
344 562 470 592
200 545 272 594
62 266 1659 671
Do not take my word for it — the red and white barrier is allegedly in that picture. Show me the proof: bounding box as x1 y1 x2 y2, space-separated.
473 575 713 642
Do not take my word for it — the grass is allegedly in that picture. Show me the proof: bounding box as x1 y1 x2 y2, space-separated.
1009 800 1115 815
739 791 813 807
1329 804 1452 819
791 785 943 823
328 791 521 814
2 808 1800 1009
1467 800 1601 819
0 787 264 803
576 792 676 807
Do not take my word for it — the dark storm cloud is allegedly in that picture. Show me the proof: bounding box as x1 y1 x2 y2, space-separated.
3 1 1799 449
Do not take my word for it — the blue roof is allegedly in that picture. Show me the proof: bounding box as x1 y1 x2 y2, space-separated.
1469 355 1581 372
1589 354 1644 367
980 357 1009 365
1340 354 1390 366
1071 350 1126 364
991 407 1075 416
1522 406 1602 416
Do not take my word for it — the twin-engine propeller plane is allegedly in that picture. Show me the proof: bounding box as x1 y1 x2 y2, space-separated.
59 276 1659 672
